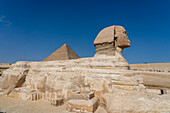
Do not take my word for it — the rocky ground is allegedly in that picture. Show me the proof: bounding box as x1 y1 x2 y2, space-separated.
0 97 69 113
103 92 170 113
0 91 170 113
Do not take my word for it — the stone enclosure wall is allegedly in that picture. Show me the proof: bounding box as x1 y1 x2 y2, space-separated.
130 63 170 89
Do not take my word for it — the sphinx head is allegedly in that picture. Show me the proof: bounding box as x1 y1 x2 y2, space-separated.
94 25 130 56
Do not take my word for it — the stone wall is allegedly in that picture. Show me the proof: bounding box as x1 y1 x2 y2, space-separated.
130 63 170 89
130 63 170 73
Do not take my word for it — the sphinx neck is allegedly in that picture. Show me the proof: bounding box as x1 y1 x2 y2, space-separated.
116 47 123 55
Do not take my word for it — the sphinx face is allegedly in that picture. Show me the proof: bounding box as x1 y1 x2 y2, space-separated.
93 25 131 56
114 27 131 48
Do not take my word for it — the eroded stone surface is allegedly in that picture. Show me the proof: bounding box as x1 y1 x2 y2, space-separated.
0 63 12 76
9 87 41 101
70 91 94 100
66 97 99 113
50 98 64 106
0 25 169 113
94 25 130 57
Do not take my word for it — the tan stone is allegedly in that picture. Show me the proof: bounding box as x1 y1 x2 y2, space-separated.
0 63 12 76
1 25 169 113
70 92 94 100
66 97 99 113
43 44 80 61
50 98 64 106
8 87 41 101
94 25 130 57
2 69 29 96
95 106 107 113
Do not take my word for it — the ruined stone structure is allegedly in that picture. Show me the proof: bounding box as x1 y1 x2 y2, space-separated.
0 25 170 113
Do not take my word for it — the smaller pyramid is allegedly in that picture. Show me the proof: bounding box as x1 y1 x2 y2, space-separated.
43 44 80 61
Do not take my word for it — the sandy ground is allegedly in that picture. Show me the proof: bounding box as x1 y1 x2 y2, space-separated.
130 63 170 70
0 92 170 113
130 63 170 89
104 93 170 113
0 97 70 113
137 71 170 89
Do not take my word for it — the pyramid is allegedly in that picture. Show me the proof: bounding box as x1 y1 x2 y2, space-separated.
43 44 80 61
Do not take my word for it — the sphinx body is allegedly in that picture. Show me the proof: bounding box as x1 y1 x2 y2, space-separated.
0 25 147 112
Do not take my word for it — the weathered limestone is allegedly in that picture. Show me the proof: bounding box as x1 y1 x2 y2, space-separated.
9 87 41 101
2 25 169 112
94 25 130 57
43 44 80 61
70 91 94 100
1 69 29 96
0 55 144 99
95 106 107 113
0 63 12 76
50 98 64 106
66 90 97 112
66 97 99 113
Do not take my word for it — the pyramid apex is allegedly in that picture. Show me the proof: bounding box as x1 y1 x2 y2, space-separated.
62 44 69 48
63 43 68 46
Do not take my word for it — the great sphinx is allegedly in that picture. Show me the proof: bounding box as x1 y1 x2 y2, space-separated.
94 25 130 56
0 25 145 113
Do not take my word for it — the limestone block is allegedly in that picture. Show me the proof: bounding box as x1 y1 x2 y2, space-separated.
31 93 41 101
50 98 64 106
95 106 107 113
8 87 41 101
70 92 94 100
66 97 99 113
111 75 143 86
0 74 19 90
112 84 145 92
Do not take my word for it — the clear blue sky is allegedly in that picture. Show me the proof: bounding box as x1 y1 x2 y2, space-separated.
0 0 170 64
